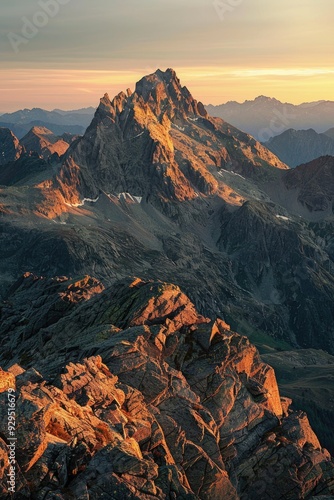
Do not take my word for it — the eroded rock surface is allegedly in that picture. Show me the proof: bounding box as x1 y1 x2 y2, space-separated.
0 275 333 498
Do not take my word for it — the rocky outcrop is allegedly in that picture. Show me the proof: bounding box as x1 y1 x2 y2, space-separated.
0 275 333 498
0 127 23 165
20 126 70 159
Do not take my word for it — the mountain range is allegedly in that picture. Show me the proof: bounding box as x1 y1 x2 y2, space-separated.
264 128 334 167
0 107 95 139
1 69 334 498
206 96 334 141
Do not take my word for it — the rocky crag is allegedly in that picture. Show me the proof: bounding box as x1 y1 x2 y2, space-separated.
20 126 71 159
0 127 23 166
0 274 333 499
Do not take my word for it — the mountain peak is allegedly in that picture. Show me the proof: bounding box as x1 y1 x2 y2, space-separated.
134 68 207 120
254 95 281 104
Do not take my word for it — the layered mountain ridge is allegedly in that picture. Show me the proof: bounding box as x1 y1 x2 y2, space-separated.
206 97 334 140
264 129 334 167
0 107 94 139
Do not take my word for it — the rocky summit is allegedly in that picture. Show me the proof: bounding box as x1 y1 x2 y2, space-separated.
1 274 334 499
52 67 286 211
20 126 71 160
1 69 334 497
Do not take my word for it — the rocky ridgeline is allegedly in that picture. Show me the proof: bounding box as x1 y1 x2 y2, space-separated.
0 274 333 499
20 126 71 159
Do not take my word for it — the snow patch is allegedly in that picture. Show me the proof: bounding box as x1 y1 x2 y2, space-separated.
231 171 245 180
188 117 198 122
132 131 144 139
52 220 67 225
65 196 99 208
114 192 142 204
173 124 185 131
219 169 245 180
276 215 290 221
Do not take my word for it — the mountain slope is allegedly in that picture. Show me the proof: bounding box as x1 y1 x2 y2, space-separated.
263 129 334 167
284 155 334 212
325 127 334 140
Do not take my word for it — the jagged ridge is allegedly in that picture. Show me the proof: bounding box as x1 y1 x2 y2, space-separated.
0 274 333 498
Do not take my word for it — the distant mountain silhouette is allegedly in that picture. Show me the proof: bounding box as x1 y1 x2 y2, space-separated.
0 107 95 138
264 128 334 167
206 97 334 140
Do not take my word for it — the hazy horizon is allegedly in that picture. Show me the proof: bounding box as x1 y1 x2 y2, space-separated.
2 81 334 115
1 0 333 112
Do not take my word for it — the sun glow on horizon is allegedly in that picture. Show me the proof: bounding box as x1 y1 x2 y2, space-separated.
1 65 334 112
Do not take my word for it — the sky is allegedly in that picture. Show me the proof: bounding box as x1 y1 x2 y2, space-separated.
0 0 333 112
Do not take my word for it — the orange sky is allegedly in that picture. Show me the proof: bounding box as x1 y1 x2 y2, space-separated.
0 0 333 112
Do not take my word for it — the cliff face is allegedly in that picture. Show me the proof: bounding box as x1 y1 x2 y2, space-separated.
0 127 23 165
0 274 333 499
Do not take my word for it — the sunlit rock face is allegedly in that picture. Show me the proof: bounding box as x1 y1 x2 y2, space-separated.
55 68 287 209
1 274 333 498
20 126 70 159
